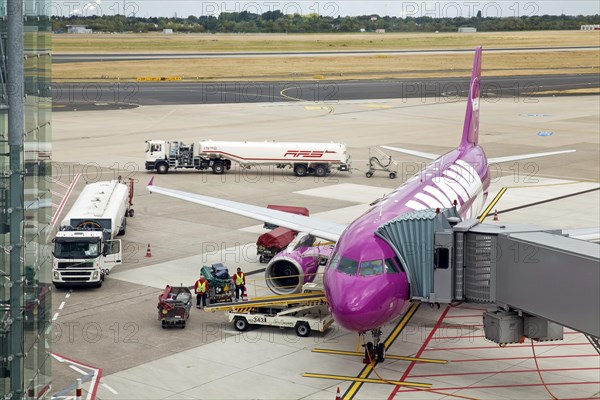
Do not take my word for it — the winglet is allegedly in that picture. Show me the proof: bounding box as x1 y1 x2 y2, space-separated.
460 46 482 150
147 176 155 189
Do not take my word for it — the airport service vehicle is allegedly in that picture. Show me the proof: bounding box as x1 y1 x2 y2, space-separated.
201 264 235 303
145 140 351 177
157 285 192 329
263 205 309 229
229 303 333 337
257 227 298 263
52 180 133 288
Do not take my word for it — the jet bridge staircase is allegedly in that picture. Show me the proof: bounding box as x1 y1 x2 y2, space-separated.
376 208 600 345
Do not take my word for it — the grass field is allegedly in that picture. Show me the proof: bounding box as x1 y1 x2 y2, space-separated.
51 31 600 82
53 31 600 53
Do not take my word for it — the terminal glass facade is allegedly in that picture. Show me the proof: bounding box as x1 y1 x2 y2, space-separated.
0 0 52 396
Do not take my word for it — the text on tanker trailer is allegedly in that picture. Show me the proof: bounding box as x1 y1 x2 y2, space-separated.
145 140 351 177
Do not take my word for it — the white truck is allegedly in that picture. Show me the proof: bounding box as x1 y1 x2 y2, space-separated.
145 139 351 177
52 180 133 288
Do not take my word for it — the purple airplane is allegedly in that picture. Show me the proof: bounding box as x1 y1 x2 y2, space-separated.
147 47 574 360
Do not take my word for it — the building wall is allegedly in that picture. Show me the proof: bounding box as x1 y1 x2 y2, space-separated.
0 0 52 396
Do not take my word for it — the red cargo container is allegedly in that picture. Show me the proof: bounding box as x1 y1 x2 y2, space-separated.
264 205 309 229
257 227 298 263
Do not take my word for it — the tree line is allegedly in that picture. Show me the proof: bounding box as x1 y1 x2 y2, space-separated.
51 12 600 33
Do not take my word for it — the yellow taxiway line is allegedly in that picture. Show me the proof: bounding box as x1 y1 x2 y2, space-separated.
311 348 447 364
479 186 507 222
302 373 432 388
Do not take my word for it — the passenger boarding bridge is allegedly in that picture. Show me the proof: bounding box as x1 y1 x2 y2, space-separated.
376 208 600 345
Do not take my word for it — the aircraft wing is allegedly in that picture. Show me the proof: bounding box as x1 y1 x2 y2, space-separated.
380 145 439 160
488 149 576 164
147 180 347 242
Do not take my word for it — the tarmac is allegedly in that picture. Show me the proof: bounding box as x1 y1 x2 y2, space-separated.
50 94 599 399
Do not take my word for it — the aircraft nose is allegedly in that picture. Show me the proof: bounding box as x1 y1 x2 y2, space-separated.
325 269 406 332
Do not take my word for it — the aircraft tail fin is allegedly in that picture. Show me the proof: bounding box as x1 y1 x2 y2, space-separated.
460 46 483 150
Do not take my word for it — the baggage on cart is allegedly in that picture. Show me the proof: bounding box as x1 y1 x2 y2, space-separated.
201 264 235 303
157 285 192 328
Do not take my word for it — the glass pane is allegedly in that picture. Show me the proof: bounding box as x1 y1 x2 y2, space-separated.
359 259 383 276
337 258 358 276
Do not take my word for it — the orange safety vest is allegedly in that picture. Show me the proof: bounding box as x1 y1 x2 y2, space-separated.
235 272 245 286
197 280 207 294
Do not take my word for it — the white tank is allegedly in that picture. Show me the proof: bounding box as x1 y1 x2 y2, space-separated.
197 140 349 166
60 180 129 239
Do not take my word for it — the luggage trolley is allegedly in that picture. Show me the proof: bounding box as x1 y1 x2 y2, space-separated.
366 147 398 179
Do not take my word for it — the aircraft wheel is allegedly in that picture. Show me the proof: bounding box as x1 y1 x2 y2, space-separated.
377 343 385 362
389 172 397 179
295 322 311 337
365 342 374 362
366 171 373 178
128 209 135 217
234 317 248 331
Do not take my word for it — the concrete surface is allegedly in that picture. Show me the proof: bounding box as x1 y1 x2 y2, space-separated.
50 95 599 399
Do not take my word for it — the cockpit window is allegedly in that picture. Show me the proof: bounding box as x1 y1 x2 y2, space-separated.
337 258 359 275
328 254 341 270
385 258 399 274
359 259 383 276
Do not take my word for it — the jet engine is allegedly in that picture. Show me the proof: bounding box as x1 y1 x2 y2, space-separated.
264 233 334 295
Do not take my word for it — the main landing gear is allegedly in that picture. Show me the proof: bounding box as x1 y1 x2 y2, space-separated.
363 328 385 364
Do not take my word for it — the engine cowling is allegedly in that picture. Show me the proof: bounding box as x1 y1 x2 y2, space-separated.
265 244 333 295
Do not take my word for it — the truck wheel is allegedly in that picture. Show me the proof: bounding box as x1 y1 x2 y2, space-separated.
234 317 248 331
294 164 308 177
156 163 169 174
314 164 327 177
118 218 126 236
295 322 311 337
128 209 135 217
366 171 373 178
389 172 397 179
212 162 225 174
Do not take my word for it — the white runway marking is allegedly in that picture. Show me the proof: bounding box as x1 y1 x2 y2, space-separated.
52 312 59 321
101 383 119 395
59 301 66 310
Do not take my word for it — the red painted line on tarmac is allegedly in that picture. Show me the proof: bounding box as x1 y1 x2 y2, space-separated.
394 381 600 393
50 173 81 228
451 354 599 363
424 342 591 352
388 305 451 400
51 352 103 399
435 331 582 340
410 367 600 378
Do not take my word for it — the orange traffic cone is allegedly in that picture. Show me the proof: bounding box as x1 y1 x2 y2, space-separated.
242 288 248 302
493 210 499 221
145 244 152 258
335 387 341 400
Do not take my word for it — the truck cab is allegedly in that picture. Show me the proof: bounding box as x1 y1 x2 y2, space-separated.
52 230 122 288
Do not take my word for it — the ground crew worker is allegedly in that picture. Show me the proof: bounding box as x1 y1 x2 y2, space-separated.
234 267 246 301
194 275 209 308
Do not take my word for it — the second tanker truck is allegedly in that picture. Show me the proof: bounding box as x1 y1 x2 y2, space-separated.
52 179 133 288
145 139 351 177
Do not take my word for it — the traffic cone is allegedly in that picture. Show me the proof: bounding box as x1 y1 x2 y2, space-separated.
145 244 152 258
493 210 499 221
335 387 341 400
242 287 248 302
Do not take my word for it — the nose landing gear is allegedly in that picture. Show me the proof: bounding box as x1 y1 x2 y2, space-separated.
363 328 385 364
